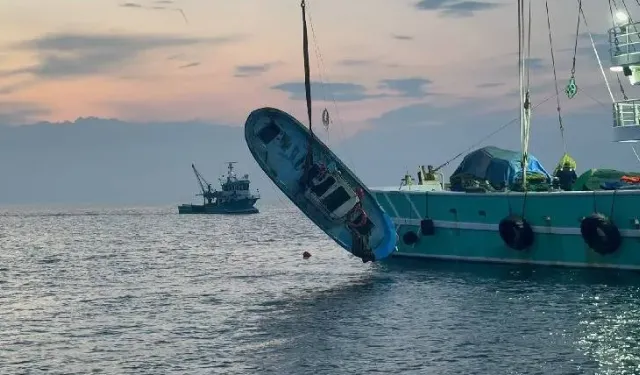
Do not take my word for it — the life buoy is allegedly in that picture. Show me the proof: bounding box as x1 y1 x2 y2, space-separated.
580 213 622 255
498 215 534 250
402 230 419 246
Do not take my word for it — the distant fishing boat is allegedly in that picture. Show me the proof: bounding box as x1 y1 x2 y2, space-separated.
178 162 260 215
243 1 397 263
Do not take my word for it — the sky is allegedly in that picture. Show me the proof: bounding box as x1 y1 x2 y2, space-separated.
1 0 640 204
0 0 624 126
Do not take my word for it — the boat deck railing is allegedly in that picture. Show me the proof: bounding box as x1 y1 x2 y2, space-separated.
613 99 640 127
609 22 640 67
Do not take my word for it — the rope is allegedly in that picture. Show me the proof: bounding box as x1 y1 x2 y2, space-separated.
616 74 629 100
570 0 581 79
632 146 640 164
304 1 328 140
545 1 568 153
517 0 532 190
577 86 611 108
564 0 581 100
518 0 523 153
521 191 528 218
300 0 314 175
574 85 640 165
579 3 615 102
620 0 640 51
602 0 640 164
434 93 558 172
610 189 617 219
526 0 532 91
424 192 429 218
304 0 357 170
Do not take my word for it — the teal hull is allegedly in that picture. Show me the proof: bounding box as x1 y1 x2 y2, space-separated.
372 188 640 270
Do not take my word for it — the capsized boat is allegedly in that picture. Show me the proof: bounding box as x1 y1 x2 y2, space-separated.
245 107 396 262
243 0 396 262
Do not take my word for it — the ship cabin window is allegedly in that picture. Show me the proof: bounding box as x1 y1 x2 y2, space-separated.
226 183 248 191
321 186 352 213
257 121 281 144
311 175 335 197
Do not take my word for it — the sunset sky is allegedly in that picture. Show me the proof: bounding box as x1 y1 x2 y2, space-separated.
0 0 627 134
2 0 640 204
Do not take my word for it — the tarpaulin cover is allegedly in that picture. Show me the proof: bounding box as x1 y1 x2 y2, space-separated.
450 146 552 188
574 169 640 191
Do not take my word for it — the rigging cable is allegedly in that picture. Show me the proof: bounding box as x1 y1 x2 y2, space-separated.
301 0 314 171
610 0 629 99
304 0 357 170
434 93 559 172
620 0 640 44
545 0 568 153
303 1 328 136
565 0 581 99
517 0 526 186
617 0 640 163
519 0 533 189
579 2 615 102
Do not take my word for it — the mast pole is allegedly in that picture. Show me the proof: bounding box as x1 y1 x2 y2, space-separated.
518 0 530 190
301 0 314 170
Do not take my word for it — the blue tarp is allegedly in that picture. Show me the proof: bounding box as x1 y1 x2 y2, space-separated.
450 146 552 189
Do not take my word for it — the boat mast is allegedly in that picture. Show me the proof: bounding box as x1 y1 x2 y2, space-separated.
518 0 532 190
301 0 314 170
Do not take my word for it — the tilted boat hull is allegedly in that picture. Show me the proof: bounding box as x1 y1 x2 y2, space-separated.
373 187 640 270
244 107 397 261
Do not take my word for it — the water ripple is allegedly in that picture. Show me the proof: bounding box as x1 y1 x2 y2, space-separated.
1 204 640 374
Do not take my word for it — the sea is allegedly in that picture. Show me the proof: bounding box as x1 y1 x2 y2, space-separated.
1 202 640 375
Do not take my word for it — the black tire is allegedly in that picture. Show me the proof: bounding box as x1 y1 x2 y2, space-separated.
402 231 419 246
498 215 534 250
580 213 622 255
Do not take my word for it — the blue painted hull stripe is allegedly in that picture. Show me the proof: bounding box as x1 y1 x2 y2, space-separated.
391 217 640 238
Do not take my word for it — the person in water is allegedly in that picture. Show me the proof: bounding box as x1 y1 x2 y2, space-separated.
554 162 577 191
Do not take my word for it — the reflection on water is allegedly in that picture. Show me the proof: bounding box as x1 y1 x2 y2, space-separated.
1 204 640 374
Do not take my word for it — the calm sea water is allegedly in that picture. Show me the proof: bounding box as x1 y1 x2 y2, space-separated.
1 202 640 374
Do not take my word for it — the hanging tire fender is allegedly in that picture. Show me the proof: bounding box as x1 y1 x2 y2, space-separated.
579 213 622 255
498 215 534 250
402 230 419 246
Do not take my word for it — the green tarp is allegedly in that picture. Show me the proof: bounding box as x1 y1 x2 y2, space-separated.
573 168 640 191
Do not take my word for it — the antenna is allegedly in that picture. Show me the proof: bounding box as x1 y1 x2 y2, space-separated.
225 161 237 174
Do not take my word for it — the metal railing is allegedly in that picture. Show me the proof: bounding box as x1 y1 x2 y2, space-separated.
613 99 640 127
609 22 640 65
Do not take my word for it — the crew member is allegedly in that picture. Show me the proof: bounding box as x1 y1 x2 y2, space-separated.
554 162 577 191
